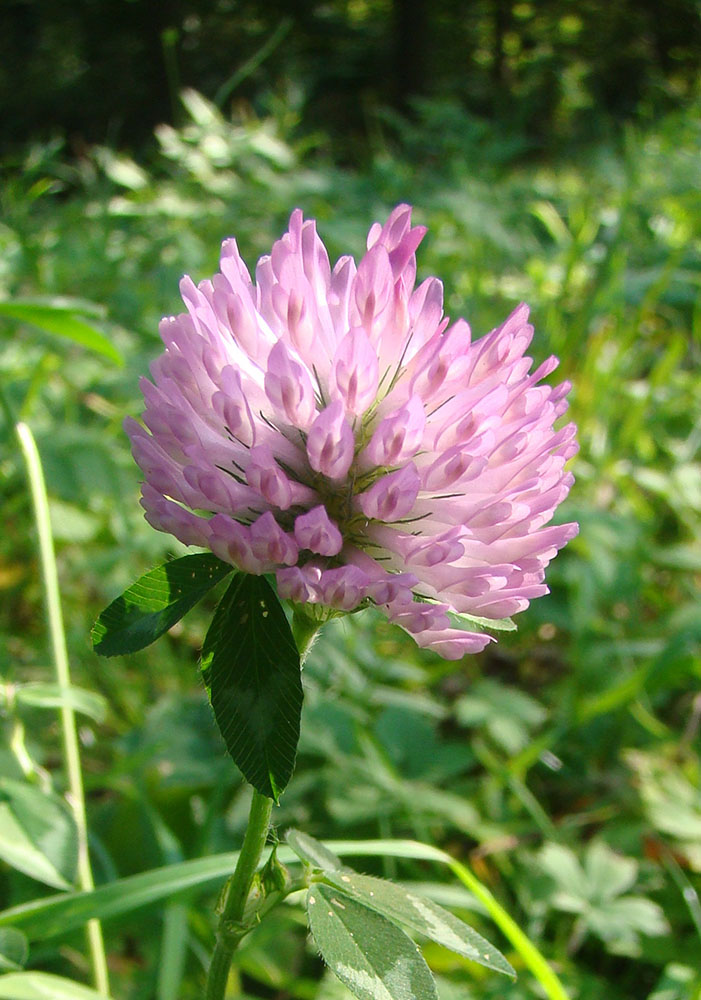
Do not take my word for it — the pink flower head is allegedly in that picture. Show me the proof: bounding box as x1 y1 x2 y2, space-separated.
128 206 578 659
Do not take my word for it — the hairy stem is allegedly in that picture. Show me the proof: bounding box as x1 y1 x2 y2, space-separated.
205 790 274 1000
16 422 110 995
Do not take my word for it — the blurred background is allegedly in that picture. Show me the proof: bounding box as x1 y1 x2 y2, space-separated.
0 2 699 999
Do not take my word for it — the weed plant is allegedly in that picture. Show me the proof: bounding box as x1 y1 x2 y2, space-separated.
0 92 699 999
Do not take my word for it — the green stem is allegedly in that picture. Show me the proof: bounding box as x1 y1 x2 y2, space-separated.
205 613 321 999
205 790 274 1000
16 422 110 996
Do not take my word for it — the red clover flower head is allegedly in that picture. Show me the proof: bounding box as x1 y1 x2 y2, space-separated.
126 206 578 659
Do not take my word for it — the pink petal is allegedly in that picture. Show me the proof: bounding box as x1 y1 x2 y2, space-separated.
360 395 426 468
357 463 420 522
411 628 494 660
403 526 466 567
420 447 486 492
140 484 210 548
249 511 298 566
294 506 343 556
387 600 451 633
318 566 371 610
246 444 314 510
211 367 258 448
367 203 426 285
264 340 317 428
351 244 394 332
208 514 268 573
331 326 380 415
366 572 418 605
306 399 355 480
276 565 321 603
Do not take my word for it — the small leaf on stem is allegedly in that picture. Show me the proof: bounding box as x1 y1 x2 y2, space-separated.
286 829 345 872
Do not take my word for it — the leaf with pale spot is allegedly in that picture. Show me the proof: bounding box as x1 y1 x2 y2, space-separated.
321 871 514 976
307 883 438 1000
201 574 302 800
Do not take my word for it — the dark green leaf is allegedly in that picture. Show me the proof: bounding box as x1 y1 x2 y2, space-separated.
0 928 29 971
201 574 302 800
92 554 233 657
0 779 78 890
286 830 345 872
321 871 514 976
0 299 123 366
307 883 438 1000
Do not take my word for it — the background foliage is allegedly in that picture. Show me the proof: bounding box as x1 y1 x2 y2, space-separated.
1 0 699 158
0 2 699 998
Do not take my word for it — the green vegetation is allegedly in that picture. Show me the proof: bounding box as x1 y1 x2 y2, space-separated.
1 80 699 1000
2 0 699 157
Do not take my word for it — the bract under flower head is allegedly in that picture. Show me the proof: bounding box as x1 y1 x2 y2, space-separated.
127 206 578 659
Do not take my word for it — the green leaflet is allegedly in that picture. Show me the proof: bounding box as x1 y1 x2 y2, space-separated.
307 883 438 1000
92 553 233 656
288 831 513 978
201 574 302 800
321 871 514 977
286 829 345 872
